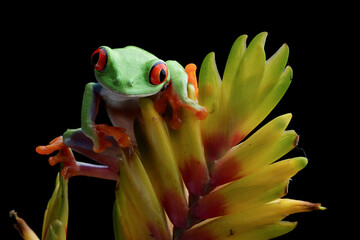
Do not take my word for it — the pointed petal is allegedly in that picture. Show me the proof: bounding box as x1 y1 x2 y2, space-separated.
221 34 248 111
198 52 222 120
237 221 297 240
236 31 267 100
116 148 172 240
198 52 224 162
170 85 209 196
180 221 297 240
260 43 290 92
239 65 293 138
114 182 156 240
220 32 267 141
210 114 298 186
193 157 308 219
136 98 189 228
184 198 323 240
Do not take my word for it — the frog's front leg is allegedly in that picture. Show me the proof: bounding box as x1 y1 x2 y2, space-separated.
155 61 208 129
35 82 130 180
81 83 131 152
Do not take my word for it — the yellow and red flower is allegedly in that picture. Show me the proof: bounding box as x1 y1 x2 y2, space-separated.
130 32 324 240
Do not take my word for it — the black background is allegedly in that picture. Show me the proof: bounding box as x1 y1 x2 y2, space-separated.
2 3 353 240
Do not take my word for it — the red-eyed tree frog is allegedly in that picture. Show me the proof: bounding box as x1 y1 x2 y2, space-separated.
36 46 208 180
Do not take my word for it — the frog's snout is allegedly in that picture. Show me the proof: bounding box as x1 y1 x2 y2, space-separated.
113 77 134 87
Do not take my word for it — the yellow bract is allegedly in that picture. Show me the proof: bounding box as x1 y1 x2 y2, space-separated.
169 85 210 196
114 148 171 240
136 98 189 228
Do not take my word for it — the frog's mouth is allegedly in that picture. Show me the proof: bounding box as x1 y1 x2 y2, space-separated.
98 80 160 98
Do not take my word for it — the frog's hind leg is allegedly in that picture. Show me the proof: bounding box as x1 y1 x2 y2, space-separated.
36 129 120 180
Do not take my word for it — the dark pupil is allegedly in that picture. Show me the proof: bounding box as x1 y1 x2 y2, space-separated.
159 68 166 82
92 52 99 66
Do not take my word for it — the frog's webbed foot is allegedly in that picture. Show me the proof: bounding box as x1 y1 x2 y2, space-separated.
36 136 78 178
36 136 70 166
36 135 118 180
93 124 131 153
154 63 208 129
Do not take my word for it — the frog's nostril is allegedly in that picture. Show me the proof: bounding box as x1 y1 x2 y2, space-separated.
113 78 120 86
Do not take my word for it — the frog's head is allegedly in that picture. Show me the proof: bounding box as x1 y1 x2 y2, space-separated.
91 46 170 97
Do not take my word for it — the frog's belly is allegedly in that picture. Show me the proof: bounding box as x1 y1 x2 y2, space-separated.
100 89 141 146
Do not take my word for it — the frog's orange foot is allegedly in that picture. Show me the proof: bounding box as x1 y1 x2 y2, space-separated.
194 106 208 120
36 136 77 172
36 135 119 180
36 136 65 155
93 124 131 153
154 83 208 130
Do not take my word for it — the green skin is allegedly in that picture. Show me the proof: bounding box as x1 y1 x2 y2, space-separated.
61 46 205 180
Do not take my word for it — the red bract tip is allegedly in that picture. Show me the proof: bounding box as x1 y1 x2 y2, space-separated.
162 189 189 228
192 191 227 219
181 156 209 196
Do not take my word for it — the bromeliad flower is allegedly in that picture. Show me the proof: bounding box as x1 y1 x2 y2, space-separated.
133 32 324 239
12 32 324 240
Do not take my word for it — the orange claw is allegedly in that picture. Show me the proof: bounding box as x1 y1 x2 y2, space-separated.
94 124 131 153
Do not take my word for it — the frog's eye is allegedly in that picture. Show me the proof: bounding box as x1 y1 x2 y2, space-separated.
91 47 107 72
149 62 168 85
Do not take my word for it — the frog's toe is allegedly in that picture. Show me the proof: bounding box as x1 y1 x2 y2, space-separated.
182 99 209 120
94 124 131 151
36 136 77 170
195 105 208 120
36 136 65 155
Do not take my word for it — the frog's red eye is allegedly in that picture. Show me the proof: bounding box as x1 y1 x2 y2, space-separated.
149 62 168 85
91 47 107 72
